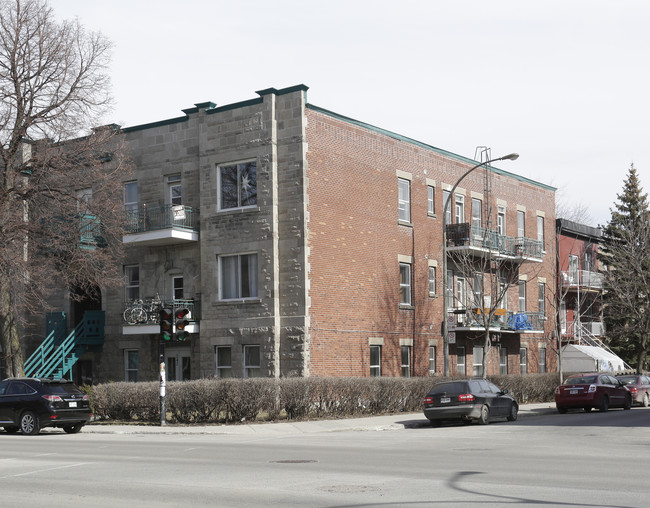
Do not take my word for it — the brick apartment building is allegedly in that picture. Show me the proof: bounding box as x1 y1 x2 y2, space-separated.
24 84 557 383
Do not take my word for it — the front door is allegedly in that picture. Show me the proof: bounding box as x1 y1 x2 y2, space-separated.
166 347 191 381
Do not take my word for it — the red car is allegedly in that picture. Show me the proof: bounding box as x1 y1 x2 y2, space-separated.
555 373 632 413
617 374 650 407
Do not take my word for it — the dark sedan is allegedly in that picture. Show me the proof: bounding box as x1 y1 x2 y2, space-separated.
0 378 92 435
616 374 650 407
423 378 518 426
555 373 632 413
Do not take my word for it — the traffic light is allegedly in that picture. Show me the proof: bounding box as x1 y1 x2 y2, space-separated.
175 308 190 341
160 308 173 341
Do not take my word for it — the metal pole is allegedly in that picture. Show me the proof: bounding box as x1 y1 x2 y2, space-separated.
159 343 166 427
442 153 519 377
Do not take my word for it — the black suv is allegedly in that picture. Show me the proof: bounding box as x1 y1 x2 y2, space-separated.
0 378 92 435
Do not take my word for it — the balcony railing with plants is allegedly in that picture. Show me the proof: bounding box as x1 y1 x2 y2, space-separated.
446 223 543 261
125 204 199 234
448 307 545 332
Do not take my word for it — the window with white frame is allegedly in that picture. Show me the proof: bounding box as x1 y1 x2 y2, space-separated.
401 346 411 377
215 346 233 378
456 276 466 310
537 215 544 249
443 189 452 224
538 282 545 314
124 265 139 301
539 347 546 373
220 253 258 300
124 349 139 382
168 175 182 206
500 347 508 374
398 178 411 222
243 345 260 378
497 205 506 235
471 198 482 229
219 161 257 210
370 345 381 377
472 273 483 308
520 348 528 374
517 210 525 237
446 269 454 310
457 346 466 376
518 280 526 312
427 185 435 216
455 194 465 224
172 275 184 300
473 347 484 377
124 181 138 212
429 266 436 297
399 263 411 306
429 346 436 374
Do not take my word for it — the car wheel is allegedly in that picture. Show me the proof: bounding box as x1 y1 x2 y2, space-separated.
643 393 649 408
63 423 84 434
584 407 592 412
20 411 40 435
478 405 490 425
599 396 609 413
624 394 632 410
4 426 19 434
557 406 567 414
507 403 519 421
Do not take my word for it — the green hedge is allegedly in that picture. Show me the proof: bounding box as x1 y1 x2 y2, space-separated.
85 373 559 425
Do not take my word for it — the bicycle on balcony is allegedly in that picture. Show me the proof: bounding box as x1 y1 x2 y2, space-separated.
123 294 162 325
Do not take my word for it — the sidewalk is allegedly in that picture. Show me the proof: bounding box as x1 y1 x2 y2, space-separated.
80 402 557 436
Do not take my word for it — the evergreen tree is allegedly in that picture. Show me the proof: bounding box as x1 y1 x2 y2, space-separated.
601 163 650 372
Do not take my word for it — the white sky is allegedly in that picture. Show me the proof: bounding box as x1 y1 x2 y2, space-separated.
52 0 650 226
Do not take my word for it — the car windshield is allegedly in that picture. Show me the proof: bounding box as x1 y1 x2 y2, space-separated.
564 375 597 385
617 376 636 385
428 382 467 395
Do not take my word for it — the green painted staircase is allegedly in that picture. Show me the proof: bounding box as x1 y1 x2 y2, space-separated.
24 311 105 379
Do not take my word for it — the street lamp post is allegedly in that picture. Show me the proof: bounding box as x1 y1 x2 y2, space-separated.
442 153 519 376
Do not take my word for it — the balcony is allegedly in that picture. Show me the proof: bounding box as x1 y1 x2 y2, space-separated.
123 204 199 246
561 270 604 291
449 308 545 333
122 298 200 335
446 223 543 262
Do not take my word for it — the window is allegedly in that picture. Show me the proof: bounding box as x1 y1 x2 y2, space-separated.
500 347 508 375
401 346 411 377
472 273 483 308
124 181 138 212
219 161 257 210
167 350 191 381
537 215 544 248
538 283 545 314
456 276 466 310
399 263 411 306
443 190 452 224
518 281 526 312
539 347 546 373
429 346 436 374
173 276 184 300
473 347 484 377
220 253 258 300
445 270 454 310
427 185 435 216
428 266 436 296
168 175 182 206
569 254 579 282
216 346 233 378
370 346 381 377
244 345 260 378
471 198 482 229
398 178 411 222
497 206 506 235
520 348 528 374
124 265 139 301
584 251 593 271
124 350 139 382
457 346 466 376
455 194 465 224
517 210 525 237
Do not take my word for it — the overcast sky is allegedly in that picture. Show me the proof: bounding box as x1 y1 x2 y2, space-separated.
52 0 650 226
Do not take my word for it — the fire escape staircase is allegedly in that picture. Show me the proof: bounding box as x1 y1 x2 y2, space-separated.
573 322 632 371
24 311 105 380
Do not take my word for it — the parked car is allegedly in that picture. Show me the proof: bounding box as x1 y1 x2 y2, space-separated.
0 378 92 435
616 374 650 407
555 373 632 413
423 378 518 426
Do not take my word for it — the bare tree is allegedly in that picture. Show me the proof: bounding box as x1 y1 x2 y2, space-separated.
0 0 130 376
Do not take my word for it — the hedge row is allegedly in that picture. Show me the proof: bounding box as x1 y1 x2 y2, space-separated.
84 373 560 425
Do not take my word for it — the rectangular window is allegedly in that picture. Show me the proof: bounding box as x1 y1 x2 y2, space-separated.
370 345 381 377
398 178 411 222
429 346 436 374
443 190 452 224
537 215 544 249
520 348 528 374
538 283 545 314
473 347 484 377
472 273 483 308
456 276 466 310
518 281 526 312
500 347 508 375
517 210 525 237
173 276 184 300
124 265 139 301
215 346 233 378
244 345 260 378
471 198 482 229
569 254 579 282
124 350 139 382
168 174 182 206
455 194 465 224
457 346 466 376
124 181 138 212
220 253 258 300
497 206 506 235
401 346 411 377
427 185 435 216
219 161 257 210
399 263 411 306
429 266 436 296
446 270 454 311
539 347 546 373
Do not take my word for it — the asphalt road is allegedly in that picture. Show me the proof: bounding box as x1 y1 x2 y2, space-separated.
1 407 649 507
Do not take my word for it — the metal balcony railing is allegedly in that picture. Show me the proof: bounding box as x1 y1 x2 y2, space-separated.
446 223 543 260
449 307 545 332
125 204 198 234
561 270 604 290
122 298 200 326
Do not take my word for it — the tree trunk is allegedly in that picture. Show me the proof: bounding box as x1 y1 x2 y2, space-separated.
0 280 25 377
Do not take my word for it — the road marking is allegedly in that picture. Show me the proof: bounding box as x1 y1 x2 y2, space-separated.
0 462 88 479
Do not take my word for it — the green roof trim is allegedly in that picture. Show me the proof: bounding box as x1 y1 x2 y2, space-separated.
121 115 188 133
306 103 556 192
206 97 263 114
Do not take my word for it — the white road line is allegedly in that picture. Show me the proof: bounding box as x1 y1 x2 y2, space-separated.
0 462 88 479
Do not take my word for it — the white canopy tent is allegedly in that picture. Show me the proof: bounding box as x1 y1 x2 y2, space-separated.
562 344 627 373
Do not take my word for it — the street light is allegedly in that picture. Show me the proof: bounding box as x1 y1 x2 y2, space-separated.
442 153 519 376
